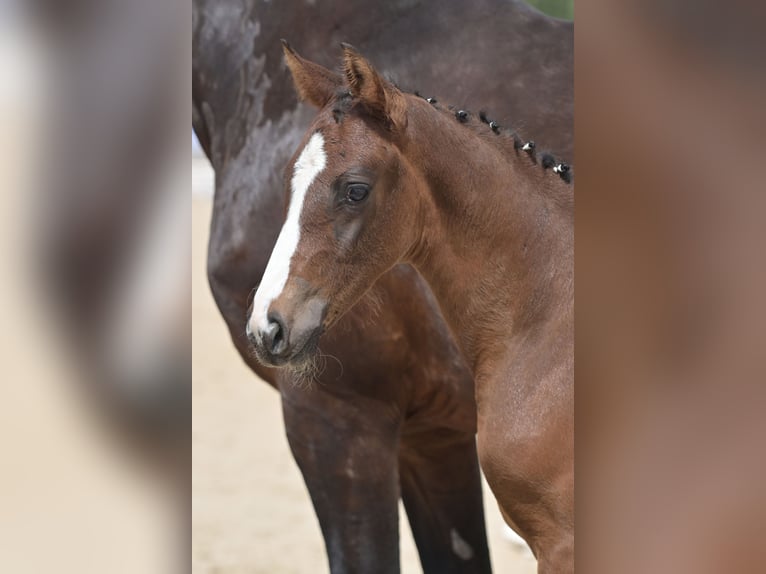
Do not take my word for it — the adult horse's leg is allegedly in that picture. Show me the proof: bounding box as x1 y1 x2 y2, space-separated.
400 428 492 574
374 268 492 573
281 378 402 574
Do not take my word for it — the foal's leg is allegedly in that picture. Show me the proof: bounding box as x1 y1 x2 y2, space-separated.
281 380 402 574
478 408 574 574
399 427 492 574
533 465 574 574
536 526 574 574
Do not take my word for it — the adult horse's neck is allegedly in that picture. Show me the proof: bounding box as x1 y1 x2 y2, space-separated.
404 98 574 374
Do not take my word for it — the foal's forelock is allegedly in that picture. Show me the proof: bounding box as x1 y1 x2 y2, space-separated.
248 132 326 332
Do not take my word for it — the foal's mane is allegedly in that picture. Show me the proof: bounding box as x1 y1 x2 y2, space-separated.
413 90 573 186
329 82 573 192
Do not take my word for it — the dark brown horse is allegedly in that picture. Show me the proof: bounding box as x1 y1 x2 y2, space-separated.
193 1 572 571
249 44 573 573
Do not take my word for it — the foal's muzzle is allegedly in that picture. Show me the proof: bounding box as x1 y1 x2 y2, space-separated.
247 297 327 367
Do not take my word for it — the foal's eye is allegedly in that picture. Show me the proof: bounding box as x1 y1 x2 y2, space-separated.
345 183 370 203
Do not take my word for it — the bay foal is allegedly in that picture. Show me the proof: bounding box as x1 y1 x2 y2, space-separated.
248 44 574 573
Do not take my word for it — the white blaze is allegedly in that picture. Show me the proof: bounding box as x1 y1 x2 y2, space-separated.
248 131 326 336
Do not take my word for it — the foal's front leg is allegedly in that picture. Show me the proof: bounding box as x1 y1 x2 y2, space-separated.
281 380 402 574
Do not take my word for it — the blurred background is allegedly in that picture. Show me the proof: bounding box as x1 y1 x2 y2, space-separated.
0 0 187 572
576 0 766 571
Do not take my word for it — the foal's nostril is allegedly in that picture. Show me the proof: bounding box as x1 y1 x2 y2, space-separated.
263 314 288 356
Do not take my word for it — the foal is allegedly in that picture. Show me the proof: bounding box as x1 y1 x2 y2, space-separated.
248 43 574 573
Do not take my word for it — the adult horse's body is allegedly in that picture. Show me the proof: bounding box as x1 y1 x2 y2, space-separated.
193 1 572 572
249 45 573 572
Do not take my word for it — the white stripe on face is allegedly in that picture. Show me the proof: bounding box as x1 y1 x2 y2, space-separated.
248 131 326 336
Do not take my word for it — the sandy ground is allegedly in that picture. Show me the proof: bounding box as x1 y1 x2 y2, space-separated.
192 158 536 573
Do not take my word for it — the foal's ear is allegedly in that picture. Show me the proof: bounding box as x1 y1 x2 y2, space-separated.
282 40 342 108
341 43 407 131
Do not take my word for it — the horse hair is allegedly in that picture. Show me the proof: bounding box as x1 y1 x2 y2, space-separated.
334 87 573 184
411 91 571 183
541 153 556 169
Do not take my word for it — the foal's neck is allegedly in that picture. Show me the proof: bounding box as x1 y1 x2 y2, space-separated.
404 98 573 371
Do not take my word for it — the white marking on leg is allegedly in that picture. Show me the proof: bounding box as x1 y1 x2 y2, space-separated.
450 528 474 561
248 131 326 337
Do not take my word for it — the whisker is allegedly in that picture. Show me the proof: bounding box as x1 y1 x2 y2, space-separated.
318 348 344 381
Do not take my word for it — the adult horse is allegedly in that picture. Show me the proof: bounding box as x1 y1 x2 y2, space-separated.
249 44 574 572
192 1 572 572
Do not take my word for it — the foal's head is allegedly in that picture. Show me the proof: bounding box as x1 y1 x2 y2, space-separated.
247 42 422 367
